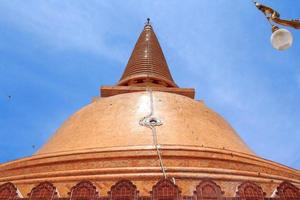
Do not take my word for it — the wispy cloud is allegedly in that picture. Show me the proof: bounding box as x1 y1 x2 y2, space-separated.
0 1 134 62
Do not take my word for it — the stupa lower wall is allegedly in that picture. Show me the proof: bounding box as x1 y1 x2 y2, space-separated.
0 178 299 199
0 147 299 198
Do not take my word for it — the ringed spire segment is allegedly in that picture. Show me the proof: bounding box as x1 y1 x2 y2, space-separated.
118 20 177 88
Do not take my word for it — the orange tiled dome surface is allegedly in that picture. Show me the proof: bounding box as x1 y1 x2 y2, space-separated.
36 91 253 156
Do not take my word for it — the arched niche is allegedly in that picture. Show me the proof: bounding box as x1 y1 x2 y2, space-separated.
151 179 181 200
275 181 300 199
28 182 58 200
109 180 139 200
194 179 223 200
69 180 99 200
236 181 265 200
0 182 20 200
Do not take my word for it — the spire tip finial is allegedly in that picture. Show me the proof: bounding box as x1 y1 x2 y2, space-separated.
147 18 150 24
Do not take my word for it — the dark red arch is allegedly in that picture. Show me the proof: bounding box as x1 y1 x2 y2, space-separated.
236 181 265 200
194 179 223 200
69 180 99 200
276 181 300 199
151 179 181 200
28 182 58 200
109 180 139 200
0 182 20 200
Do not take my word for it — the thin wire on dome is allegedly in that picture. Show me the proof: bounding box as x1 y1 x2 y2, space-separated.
140 87 167 179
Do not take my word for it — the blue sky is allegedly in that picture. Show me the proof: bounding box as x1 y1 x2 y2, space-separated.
0 0 299 169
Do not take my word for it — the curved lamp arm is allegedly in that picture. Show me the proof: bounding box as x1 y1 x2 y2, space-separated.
255 2 300 29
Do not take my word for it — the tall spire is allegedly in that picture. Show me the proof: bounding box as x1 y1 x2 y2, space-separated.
118 19 177 87
101 20 194 98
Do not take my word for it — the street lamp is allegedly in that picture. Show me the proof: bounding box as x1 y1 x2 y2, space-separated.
254 2 300 50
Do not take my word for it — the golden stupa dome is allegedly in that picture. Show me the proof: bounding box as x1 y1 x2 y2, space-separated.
37 91 253 156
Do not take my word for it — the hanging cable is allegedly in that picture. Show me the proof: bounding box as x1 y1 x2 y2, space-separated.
152 125 167 179
140 88 167 179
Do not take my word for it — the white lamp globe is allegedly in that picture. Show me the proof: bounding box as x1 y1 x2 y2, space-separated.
270 28 293 50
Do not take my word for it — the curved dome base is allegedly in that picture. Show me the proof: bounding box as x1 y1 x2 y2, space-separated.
1 146 299 197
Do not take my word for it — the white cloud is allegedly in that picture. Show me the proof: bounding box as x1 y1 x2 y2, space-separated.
0 1 132 62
